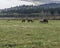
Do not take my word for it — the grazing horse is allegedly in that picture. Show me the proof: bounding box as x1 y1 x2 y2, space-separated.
40 19 48 23
7 20 10 22
22 19 25 22
27 19 33 22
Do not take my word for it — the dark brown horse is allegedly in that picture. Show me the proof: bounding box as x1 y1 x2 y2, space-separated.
27 19 33 22
40 19 48 23
22 19 25 22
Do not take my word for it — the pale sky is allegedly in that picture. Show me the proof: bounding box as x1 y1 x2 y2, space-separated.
0 0 35 9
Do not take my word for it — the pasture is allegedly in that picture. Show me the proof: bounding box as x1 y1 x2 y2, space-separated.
0 20 60 48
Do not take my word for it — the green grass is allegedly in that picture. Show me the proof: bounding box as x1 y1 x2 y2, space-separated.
0 20 60 48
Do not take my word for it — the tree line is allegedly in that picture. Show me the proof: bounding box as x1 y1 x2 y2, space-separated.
0 5 60 19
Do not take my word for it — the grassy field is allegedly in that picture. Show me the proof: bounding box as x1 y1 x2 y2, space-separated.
0 20 60 48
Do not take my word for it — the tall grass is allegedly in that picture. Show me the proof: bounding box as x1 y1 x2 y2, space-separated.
0 20 60 48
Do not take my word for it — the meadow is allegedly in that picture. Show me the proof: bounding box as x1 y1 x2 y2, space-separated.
0 20 60 48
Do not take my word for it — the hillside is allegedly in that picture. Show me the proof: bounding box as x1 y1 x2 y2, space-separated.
1 3 60 13
40 3 60 8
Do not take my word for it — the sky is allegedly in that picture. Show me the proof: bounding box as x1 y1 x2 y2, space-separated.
0 0 60 9
0 0 35 9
